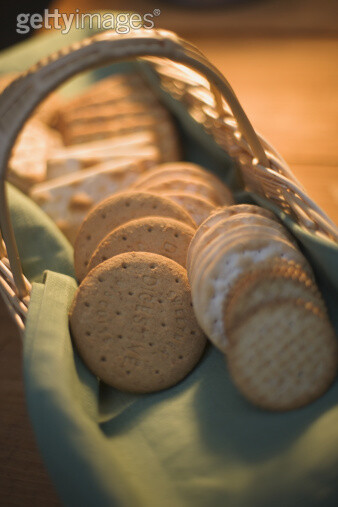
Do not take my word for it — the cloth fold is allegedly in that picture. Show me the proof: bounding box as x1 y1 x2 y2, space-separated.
24 271 338 507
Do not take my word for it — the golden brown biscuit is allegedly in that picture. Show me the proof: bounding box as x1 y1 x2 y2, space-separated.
60 73 155 113
161 192 215 225
226 300 338 411
224 259 327 333
88 216 195 272
31 158 156 243
46 132 160 178
132 162 234 205
69 252 207 393
62 101 166 126
64 114 167 144
141 176 223 206
58 73 181 161
8 118 62 192
74 191 196 281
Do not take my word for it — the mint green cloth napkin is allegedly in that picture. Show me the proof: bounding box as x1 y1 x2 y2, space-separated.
8 184 74 282
1 26 337 507
24 271 338 507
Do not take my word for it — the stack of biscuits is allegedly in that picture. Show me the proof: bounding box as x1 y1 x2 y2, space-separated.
187 204 338 410
0 73 64 193
73 163 234 281
69 164 234 393
130 162 234 225
29 72 182 242
56 71 180 158
1 71 182 243
9 118 63 193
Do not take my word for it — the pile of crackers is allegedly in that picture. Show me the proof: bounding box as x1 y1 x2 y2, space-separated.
69 159 337 410
3 71 181 242
187 205 338 410
70 162 234 392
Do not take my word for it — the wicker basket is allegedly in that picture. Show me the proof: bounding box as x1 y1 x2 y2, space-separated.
0 28 337 336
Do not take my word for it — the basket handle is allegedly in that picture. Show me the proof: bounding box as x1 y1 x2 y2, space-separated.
0 28 269 297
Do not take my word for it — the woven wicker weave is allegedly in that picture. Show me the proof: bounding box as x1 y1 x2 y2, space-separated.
0 29 337 337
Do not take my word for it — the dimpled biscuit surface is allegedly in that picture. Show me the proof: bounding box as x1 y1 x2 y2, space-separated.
88 216 195 272
132 162 234 205
69 252 206 393
226 300 338 411
141 176 223 206
161 193 215 225
223 259 326 333
74 191 196 281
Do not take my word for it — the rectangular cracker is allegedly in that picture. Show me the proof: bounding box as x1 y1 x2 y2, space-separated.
62 73 154 112
46 131 159 179
8 119 63 193
62 110 170 143
30 152 158 243
61 101 168 127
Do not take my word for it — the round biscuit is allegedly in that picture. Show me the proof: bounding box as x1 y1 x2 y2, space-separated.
160 193 215 225
190 228 279 333
132 162 234 205
224 260 327 333
186 204 276 273
140 176 223 206
88 216 195 272
69 252 207 393
74 191 196 281
192 212 295 261
192 229 312 351
226 300 338 411
194 229 311 342
190 227 286 323
189 214 297 281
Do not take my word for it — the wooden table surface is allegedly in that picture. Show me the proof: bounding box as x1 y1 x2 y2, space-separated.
1 1 337 505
